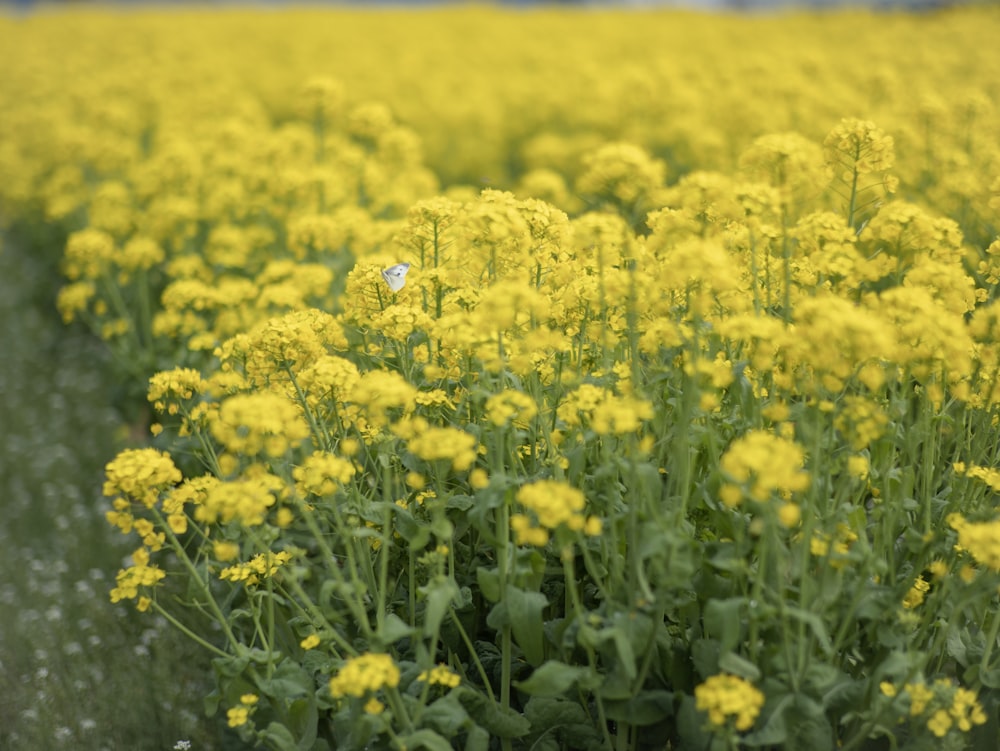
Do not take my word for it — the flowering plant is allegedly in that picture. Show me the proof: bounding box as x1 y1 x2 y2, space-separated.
3 6 999 750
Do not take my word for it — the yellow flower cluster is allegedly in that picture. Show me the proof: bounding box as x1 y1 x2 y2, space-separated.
210 393 312 458
109 548 166 606
103 449 182 509
513 480 602 547
227 694 259 728
194 475 281 527
293 452 357 497
902 576 930 610
396 422 479 472
557 384 653 436
516 480 586 530
29 6 995 741
882 679 987 739
486 390 539 428
719 431 810 506
219 551 293 585
948 513 1000 572
694 673 765 732
953 462 1000 494
329 653 400 700
417 664 461 689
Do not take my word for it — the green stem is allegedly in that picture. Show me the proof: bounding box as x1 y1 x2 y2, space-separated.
497 493 513 751
448 608 496 702
149 600 231 659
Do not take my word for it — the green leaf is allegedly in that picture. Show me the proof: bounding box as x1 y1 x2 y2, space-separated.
446 494 475 511
262 660 313 700
247 646 280 665
524 695 590 728
212 653 249 678
675 693 719 751
421 575 460 638
742 694 792 747
420 693 470 737
377 612 415 647
262 722 298 751
287 696 318 751
784 605 833 656
604 690 674 726
504 584 548 667
691 638 721 679
457 688 530 738
476 567 501 603
396 729 454 751
430 515 454 540
524 696 605 750
703 598 744 652
977 664 1000 689
784 694 834 751
464 726 490 751
718 652 761 682
516 661 590 697
393 505 433 549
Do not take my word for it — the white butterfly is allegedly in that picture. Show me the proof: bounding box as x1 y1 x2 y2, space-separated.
381 262 411 292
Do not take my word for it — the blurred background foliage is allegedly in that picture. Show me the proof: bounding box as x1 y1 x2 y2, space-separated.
0 232 236 748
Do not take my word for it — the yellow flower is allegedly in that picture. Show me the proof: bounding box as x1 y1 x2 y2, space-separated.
103 449 182 509
558 385 652 435
907 682 935 716
329 653 401 700
300 634 321 650
213 540 240 562
417 664 461 688
694 674 765 732
227 706 250 728
219 551 293 585
777 502 801 529
109 548 166 604
583 516 603 536
195 475 279 527
486 390 539 428
398 423 479 472
949 514 1000 572
210 392 311 458
293 452 357 497
720 431 809 504
902 576 930 609
510 514 550 547
516 480 586 531
927 709 952 737
469 468 490 490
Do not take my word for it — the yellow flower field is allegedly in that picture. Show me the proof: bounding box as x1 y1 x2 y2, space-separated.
3 4 1000 749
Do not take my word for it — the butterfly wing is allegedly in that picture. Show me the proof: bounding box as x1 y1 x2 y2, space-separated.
381 262 411 292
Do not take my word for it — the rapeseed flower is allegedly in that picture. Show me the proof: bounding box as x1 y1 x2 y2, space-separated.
194 475 280 527
104 448 183 509
329 653 400 699
417 664 461 688
948 513 1000 572
516 480 586 532
110 548 166 604
293 452 357 497
719 431 809 505
219 551 293 585
209 392 311 458
694 673 765 732
400 424 479 472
